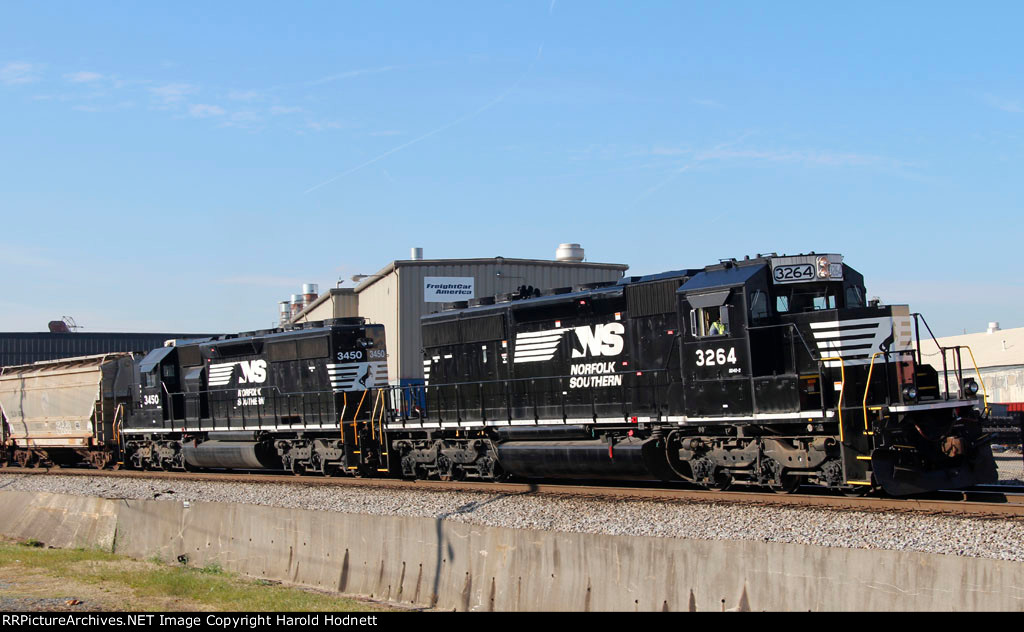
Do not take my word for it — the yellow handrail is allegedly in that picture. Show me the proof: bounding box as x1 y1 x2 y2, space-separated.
370 389 383 441
863 352 884 432
822 356 845 442
340 392 347 440
375 389 387 448
962 346 990 416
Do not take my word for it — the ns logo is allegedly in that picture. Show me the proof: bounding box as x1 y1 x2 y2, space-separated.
572 323 624 358
238 360 267 384
236 360 266 385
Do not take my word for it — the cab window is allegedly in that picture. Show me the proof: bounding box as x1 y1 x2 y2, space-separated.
691 306 729 337
775 285 838 313
749 289 769 323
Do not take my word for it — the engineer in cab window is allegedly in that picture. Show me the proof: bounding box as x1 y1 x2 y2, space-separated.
710 314 727 336
702 306 727 336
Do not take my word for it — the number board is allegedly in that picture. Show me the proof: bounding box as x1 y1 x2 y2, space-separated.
772 263 815 284
691 345 744 376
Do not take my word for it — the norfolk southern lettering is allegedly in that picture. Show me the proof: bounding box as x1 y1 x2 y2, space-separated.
236 387 265 406
569 361 621 388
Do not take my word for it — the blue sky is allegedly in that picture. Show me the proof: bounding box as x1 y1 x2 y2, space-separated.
1 1 1021 336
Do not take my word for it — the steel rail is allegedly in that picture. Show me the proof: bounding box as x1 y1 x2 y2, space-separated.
4 467 1024 519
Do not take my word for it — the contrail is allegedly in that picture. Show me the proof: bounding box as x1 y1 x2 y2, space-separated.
629 165 692 207
304 46 543 195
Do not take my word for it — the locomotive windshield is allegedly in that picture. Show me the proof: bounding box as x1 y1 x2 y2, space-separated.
774 282 841 313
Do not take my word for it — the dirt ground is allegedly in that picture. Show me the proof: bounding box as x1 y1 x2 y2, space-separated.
0 562 213 612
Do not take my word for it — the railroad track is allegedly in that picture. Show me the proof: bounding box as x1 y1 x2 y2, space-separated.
5 466 1024 519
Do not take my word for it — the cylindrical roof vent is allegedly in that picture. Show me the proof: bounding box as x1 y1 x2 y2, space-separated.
301 283 318 305
411 247 424 260
556 243 584 262
987 321 1001 334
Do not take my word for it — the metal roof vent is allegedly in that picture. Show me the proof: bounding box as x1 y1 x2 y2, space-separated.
411 247 424 260
556 243 584 262
987 321 1001 334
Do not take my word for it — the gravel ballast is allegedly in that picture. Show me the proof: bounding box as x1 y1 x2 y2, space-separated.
2 473 1024 563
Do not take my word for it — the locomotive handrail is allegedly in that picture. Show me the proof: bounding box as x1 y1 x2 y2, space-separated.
863 352 885 432
961 345 990 417
397 368 673 424
821 356 846 442
911 312 958 400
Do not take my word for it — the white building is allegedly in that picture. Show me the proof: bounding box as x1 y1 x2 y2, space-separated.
916 322 1024 406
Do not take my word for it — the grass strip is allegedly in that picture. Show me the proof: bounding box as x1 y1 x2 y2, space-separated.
0 540 396 612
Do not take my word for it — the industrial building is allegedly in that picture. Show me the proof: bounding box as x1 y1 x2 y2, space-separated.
917 321 1024 408
286 245 629 385
0 331 214 367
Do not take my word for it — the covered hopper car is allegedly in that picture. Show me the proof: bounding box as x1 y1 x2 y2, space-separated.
0 353 137 468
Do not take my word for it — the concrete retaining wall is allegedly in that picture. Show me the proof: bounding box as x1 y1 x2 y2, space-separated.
0 490 117 550
2 490 1023 611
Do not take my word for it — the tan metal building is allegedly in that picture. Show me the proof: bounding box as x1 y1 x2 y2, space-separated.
916 322 1024 405
290 288 359 324
289 251 629 384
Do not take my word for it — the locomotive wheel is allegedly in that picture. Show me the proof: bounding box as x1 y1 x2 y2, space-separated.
436 455 453 481
708 471 733 492
770 474 801 494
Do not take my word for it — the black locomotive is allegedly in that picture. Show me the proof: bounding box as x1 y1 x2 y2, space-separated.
0 253 998 496
122 318 391 476
390 253 997 495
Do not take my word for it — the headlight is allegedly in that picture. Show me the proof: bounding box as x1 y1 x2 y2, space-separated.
965 379 980 396
902 385 919 401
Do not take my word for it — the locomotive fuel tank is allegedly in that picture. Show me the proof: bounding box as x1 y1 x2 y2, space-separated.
496 436 671 480
181 439 280 470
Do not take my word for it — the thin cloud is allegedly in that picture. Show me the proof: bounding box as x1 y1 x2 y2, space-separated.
73 101 135 113
269 105 303 115
150 82 198 103
650 146 689 156
221 110 263 129
66 71 103 83
1 61 41 85
304 65 402 87
0 245 58 268
983 93 1022 113
693 147 910 168
189 104 225 118
228 89 262 101
306 120 345 132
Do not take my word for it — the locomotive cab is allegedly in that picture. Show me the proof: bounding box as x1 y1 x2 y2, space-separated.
136 344 180 425
675 253 996 494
